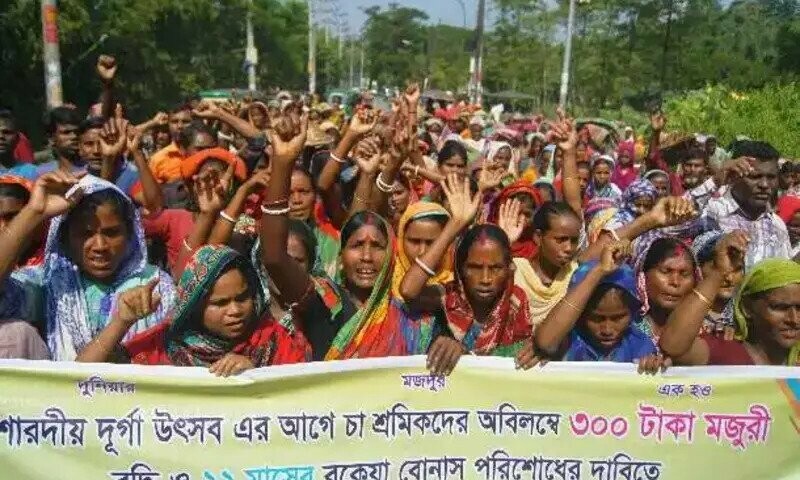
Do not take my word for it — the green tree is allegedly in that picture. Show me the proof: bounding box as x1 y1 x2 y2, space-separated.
362 4 428 87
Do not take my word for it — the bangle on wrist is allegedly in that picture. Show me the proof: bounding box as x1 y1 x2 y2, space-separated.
375 173 394 193
219 211 237 224
330 152 346 164
261 204 290 216
182 237 195 254
414 256 436 276
692 288 713 308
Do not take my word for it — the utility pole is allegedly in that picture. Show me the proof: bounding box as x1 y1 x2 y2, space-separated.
41 0 63 108
359 41 364 89
559 0 578 108
469 0 486 105
348 39 355 89
308 0 317 94
245 0 258 91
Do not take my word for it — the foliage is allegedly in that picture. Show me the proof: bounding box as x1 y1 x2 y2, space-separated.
664 83 800 157
361 4 429 87
0 0 308 144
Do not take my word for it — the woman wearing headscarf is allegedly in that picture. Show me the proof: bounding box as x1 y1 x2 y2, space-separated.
77 245 306 375
390 201 453 353
586 155 622 201
661 233 800 366
0 173 176 360
535 242 660 369
259 113 436 360
583 197 618 246
690 231 745 338
630 235 698 346
399 178 537 375
644 170 671 199
605 179 658 231
484 141 518 183
611 141 639 191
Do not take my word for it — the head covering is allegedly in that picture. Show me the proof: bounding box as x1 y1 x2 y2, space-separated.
734 259 800 362
44 176 176 360
0 174 32 192
487 181 544 258
325 213 408 360
538 145 557 181
644 169 670 182
181 147 247 182
613 179 658 225
611 142 638 191
487 141 513 163
631 233 697 320
776 195 800 224
445 239 532 357
585 198 619 245
591 154 615 170
691 230 737 333
126 245 306 367
392 202 452 299
691 231 725 266
565 261 655 362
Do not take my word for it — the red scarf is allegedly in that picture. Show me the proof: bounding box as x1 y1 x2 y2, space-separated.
443 279 533 355
124 315 307 367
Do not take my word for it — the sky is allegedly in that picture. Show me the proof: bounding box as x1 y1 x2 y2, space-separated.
339 0 485 34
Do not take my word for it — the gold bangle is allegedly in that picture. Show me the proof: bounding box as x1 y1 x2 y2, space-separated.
693 288 712 308
562 298 582 312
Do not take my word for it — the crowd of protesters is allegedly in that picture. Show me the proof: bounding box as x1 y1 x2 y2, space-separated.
0 55 797 377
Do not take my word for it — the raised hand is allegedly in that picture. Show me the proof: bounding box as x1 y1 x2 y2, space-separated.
404 83 421 107
114 278 161 328
96 54 118 83
194 162 236 214
27 171 86 219
478 162 504 192
713 230 749 275
442 173 480 228
126 126 143 153
599 240 631 274
352 137 382 175
348 109 379 137
720 157 755 184
151 112 168 128
192 100 221 120
241 167 271 195
100 108 130 158
650 110 666 132
549 108 578 152
647 196 697 227
269 113 309 166
209 353 255 377
497 198 525 244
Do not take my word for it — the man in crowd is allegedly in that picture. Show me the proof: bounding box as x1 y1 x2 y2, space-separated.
0 110 38 180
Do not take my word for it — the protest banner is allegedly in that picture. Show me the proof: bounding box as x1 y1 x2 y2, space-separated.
0 357 798 479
